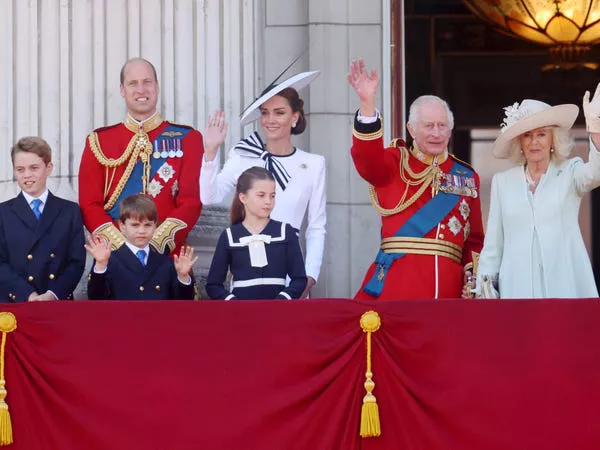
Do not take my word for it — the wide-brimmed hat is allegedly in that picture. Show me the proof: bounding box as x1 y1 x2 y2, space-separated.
492 99 579 158
240 70 321 126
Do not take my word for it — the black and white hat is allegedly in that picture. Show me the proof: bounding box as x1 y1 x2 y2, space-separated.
240 70 321 126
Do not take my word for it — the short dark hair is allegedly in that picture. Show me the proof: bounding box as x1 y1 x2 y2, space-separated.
119 58 158 85
119 194 158 224
11 136 52 165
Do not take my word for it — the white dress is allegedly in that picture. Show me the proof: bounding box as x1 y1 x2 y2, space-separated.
477 143 600 298
200 144 326 281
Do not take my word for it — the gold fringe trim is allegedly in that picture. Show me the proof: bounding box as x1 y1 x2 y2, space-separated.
360 311 381 438
0 313 17 446
150 218 187 254
94 223 126 250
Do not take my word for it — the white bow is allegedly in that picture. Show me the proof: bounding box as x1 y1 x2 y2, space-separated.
239 234 272 267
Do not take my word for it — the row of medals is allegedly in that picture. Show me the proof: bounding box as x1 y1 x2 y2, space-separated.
152 140 183 159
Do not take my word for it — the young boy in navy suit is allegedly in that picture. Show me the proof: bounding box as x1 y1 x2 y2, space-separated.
85 194 197 300
0 136 86 302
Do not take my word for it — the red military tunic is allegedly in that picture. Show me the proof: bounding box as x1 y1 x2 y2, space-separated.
79 113 203 255
351 114 484 300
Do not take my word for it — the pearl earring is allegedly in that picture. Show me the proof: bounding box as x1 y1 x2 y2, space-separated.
550 147 555 153
292 122 297 128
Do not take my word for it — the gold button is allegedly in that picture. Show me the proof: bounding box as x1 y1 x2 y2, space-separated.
139 286 145 292
27 254 33 260
11 295 15 301
27 276 34 282
88 274 92 281
439 234 445 239
440 224 446 230
8 293 12 299
50 253 55 259
49 274 55 280
155 285 160 291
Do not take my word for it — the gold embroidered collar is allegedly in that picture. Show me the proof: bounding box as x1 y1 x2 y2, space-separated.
410 143 448 166
124 111 164 133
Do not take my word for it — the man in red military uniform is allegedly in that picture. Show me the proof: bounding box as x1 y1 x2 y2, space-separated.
347 58 484 300
79 58 203 255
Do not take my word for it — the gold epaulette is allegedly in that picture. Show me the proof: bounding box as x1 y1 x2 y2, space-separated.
94 223 126 250
150 218 187 254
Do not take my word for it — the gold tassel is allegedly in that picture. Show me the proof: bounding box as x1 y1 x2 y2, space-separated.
0 312 17 446
359 311 381 438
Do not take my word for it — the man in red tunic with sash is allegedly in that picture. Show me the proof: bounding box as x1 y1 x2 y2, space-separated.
79 58 203 255
347 58 484 300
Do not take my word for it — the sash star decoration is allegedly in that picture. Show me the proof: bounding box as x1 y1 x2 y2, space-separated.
158 162 175 183
233 132 291 190
147 179 163 198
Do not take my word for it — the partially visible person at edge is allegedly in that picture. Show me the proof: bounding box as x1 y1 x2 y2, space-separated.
200 71 325 298
476 85 600 298
205 167 307 300
78 57 203 257
0 136 85 302
347 58 484 300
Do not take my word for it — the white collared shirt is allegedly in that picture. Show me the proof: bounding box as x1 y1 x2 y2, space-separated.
22 189 49 215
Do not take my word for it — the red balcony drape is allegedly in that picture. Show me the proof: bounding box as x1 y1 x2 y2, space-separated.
1 299 599 450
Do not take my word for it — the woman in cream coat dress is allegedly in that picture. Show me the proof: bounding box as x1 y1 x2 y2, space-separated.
477 85 600 298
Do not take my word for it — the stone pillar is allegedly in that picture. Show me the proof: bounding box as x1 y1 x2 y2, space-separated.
308 0 385 297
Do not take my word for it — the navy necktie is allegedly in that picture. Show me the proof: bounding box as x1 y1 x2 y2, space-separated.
31 199 42 220
136 249 146 266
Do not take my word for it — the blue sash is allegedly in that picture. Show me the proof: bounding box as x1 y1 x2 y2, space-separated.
363 160 473 297
107 124 191 219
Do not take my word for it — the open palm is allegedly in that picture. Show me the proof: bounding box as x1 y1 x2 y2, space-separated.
347 58 379 104
204 110 228 160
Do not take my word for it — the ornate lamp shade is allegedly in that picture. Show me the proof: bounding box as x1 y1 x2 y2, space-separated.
463 0 600 69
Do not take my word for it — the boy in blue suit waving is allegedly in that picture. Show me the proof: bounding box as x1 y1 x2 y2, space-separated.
0 137 86 302
85 194 197 300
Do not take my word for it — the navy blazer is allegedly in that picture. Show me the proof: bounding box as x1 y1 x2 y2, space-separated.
87 246 194 300
0 192 86 302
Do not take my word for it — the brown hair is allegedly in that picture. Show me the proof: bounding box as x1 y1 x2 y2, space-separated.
120 57 158 85
275 87 306 135
119 194 158 224
11 136 52 165
230 167 275 225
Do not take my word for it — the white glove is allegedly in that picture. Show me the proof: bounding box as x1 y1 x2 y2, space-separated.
583 82 600 133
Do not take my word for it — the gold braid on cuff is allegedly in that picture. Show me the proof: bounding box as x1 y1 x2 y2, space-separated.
150 218 187 254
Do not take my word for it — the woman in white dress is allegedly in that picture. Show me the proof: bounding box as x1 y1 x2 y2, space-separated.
201 71 326 298
477 85 600 298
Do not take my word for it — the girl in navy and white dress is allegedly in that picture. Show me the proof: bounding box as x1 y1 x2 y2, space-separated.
205 167 307 300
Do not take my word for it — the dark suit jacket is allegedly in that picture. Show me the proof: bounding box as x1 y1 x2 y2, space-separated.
0 192 86 302
87 246 194 300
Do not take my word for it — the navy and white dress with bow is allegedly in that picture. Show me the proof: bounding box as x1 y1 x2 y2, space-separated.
200 132 326 283
206 220 307 300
